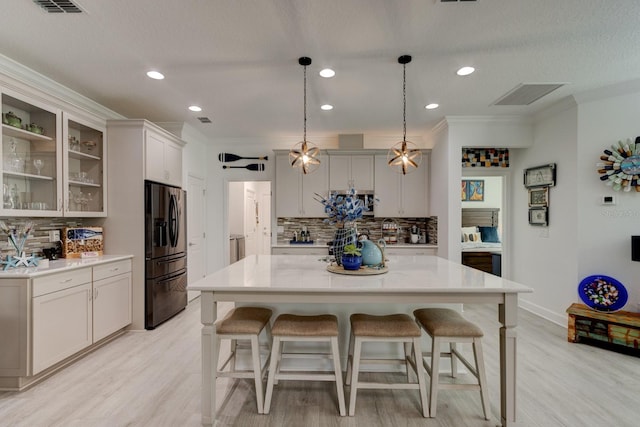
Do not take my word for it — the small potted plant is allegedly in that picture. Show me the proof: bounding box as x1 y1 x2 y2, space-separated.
341 243 362 270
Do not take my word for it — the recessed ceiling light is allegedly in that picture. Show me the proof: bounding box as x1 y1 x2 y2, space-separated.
188 105 202 112
319 68 335 78
146 70 165 80
425 103 439 110
456 66 475 76
320 104 334 111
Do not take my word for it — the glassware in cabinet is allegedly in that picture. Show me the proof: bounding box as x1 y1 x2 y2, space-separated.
1 90 62 216
63 113 106 216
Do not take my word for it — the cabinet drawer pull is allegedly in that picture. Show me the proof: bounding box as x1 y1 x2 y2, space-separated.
59 278 74 284
109 267 120 272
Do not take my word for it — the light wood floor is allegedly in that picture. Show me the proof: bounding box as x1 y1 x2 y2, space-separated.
1 298 638 427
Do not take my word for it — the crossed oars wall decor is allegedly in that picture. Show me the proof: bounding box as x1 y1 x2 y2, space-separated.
218 152 268 172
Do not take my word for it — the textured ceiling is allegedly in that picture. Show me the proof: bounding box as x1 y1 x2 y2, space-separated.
1 0 640 141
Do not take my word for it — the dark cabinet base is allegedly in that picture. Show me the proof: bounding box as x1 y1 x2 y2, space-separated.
461 252 501 276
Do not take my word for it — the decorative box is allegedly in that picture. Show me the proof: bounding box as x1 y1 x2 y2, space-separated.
62 227 104 258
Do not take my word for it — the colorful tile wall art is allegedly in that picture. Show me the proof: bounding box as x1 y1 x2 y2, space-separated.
462 148 509 168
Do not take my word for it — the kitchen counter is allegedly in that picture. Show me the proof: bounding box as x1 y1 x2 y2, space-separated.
0 255 134 391
0 255 133 278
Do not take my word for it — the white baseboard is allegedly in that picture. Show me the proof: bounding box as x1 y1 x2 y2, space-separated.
520 299 566 327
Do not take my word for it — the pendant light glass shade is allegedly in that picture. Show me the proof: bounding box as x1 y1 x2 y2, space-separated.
290 56 320 174
388 55 422 175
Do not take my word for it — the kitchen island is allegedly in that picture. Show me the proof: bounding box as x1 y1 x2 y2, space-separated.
189 254 532 426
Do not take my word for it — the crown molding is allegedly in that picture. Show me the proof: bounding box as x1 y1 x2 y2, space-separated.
0 53 124 120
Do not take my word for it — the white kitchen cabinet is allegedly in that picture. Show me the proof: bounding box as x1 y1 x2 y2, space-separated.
92 261 132 342
328 154 374 192
32 282 92 375
145 128 183 187
1 87 109 218
275 151 328 217
1 87 63 216
374 153 429 217
0 257 133 388
63 112 107 216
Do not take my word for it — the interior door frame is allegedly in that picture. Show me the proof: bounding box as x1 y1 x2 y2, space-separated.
461 168 511 279
223 178 272 266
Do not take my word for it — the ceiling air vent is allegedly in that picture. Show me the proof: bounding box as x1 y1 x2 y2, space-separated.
33 0 83 13
197 117 212 124
492 83 566 106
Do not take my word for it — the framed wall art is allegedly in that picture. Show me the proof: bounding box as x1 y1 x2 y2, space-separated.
529 207 548 226
524 163 556 188
461 179 484 201
528 187 549 207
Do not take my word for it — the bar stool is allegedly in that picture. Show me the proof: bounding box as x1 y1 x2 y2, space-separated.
345 313 428 417
413 308 490 419
215 306 273 414
263 313 346 416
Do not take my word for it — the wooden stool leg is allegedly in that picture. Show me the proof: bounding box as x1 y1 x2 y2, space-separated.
263 336 281 414
330 336 347 416
450 342 458 378
404 341 413 383
230 339 237 371
345 331 354 386
413 337 429 418
348 337 363 416
250 335 264 414
429 336 442 417
473 338 490 420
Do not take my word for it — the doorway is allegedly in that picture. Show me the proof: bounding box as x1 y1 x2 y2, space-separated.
187 174 206 301
461 173 508 277
227 181 271 264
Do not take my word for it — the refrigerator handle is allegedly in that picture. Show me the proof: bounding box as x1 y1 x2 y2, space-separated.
168 194 179 247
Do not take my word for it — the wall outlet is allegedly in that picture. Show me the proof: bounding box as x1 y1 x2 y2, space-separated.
48 230 60 242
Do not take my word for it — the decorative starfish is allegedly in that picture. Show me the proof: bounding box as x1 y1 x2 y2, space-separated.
13 252 32 267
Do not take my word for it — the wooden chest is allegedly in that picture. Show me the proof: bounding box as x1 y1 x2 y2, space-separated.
566 303 640 351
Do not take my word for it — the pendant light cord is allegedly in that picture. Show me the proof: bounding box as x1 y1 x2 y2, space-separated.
402 62 407 143
303 63 307 142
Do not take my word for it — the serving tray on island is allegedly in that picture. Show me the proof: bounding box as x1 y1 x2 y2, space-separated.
327 264 388 275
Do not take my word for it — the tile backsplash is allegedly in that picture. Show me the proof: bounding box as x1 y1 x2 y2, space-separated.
277 217 437 245
0 217 104 259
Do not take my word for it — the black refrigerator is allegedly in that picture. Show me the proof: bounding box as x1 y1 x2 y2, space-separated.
145 180 187 329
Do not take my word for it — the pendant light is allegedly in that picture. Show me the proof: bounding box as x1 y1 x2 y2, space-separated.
388 55 422 175
289 56 320 174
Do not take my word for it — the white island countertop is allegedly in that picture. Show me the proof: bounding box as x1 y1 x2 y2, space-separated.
0 255 133 278
189 254 525 294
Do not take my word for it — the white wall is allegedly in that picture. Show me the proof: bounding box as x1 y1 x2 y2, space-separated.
576 91 640 314
511 101 579 324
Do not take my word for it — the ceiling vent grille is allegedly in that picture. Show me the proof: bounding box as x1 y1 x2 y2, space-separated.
197 117 212 124
492 83 566 106
33 0 82 13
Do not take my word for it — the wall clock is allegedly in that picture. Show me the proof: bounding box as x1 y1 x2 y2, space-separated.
596 137 640 191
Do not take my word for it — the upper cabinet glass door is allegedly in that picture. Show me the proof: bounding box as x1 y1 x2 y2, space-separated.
63 113 106 216
1 89 62 216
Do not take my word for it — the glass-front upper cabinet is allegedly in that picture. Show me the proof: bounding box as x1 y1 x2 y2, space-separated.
63 112 106 217
1 89 62 216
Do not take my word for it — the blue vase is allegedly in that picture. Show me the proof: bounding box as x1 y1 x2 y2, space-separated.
341 255 362 270
333 227 357 266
